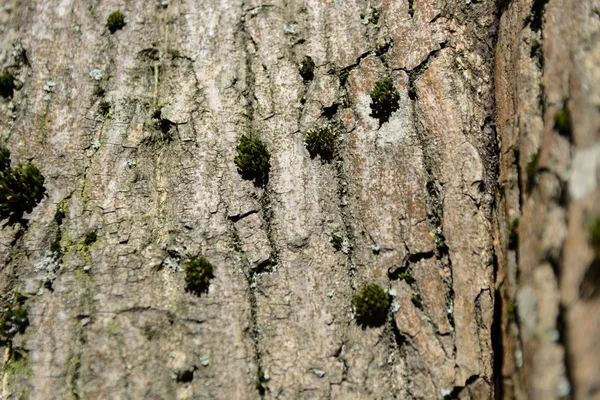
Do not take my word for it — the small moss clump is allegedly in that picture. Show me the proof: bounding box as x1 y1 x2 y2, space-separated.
411 293 423 309
98 100 111 116
352 283 390 327
299 56 315 82
508 218 520 250
369 9 380 25
397 271 416 285
330 234 343 251
83 231 97 247
554 106 572 138
184 257 215 297
526 151 539 191
370 78 400 125
305 125 335 162
151 108 174 139
507 302 516 323
94 86 106 97
234 135 271 187
0 71 15 98
588 216 600 255
0 305 28 344
255 366 270 396
106 11 126 34
0 148 46 223
338 68 351 86
0 147 10 171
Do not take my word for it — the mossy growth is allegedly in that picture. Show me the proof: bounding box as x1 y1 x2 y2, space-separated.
98 100 111 116
530 38 542 58
330 233 343 251
93 86 106 98
0 70 15 98
588 216 600 255
435 234 448 253
235 135 271 187
0 147 46 223
554 105 572 138
184 256 215 297
526 151 539 191
305 125 335 162
255 366 270 396
51 202 68 258
507 301 517 323
106 11 126 34
411 293 423 309
54 201 67 226
370 78 400 125
369 9 380 25
338 68 351 86
352 283 390 327
83 231 97 247
0 147 10 171
0 305 28 344
508 218 520 250
299 56 315 82
394 267 416 284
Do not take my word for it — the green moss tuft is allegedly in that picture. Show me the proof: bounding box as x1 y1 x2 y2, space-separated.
526 151 539 191
370 78 400 125
0 70 15 98
106 11 126 34
338 68 351 86
83 231 97 247
554 106 572 138
184 256 215 296
0 305 28 344
299 56 315 82
0 147 10 171
507 302 516 323
54 203 67 225
94 86 106 97
0 150 46 223
508 218 520 250
352 283 390 327
589 216 600 255
305 125 335 162
98 100 111 116
411 293 423 309
255 366 270 396
330 234 343 251
235 135 271 187
369 9 380 25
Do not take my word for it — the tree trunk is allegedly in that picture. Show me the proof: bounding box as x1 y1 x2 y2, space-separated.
0 0 597 399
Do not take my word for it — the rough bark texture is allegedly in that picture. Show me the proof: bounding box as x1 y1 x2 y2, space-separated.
0 0 596 399
495 0 600 399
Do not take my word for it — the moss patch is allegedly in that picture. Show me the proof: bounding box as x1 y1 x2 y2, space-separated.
0 147 46 224
184 257 215 297
508 218 520 250
0 305 28 344
235 135 271 188
353 283 390 327
554 105 572 138
107 11 126 34
98 100 111 116
305 125 335 162
526 151 539 192
411 293 423 309
0 70 15 98
589 216 600 255
370 78 400 126
299 56 315 82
